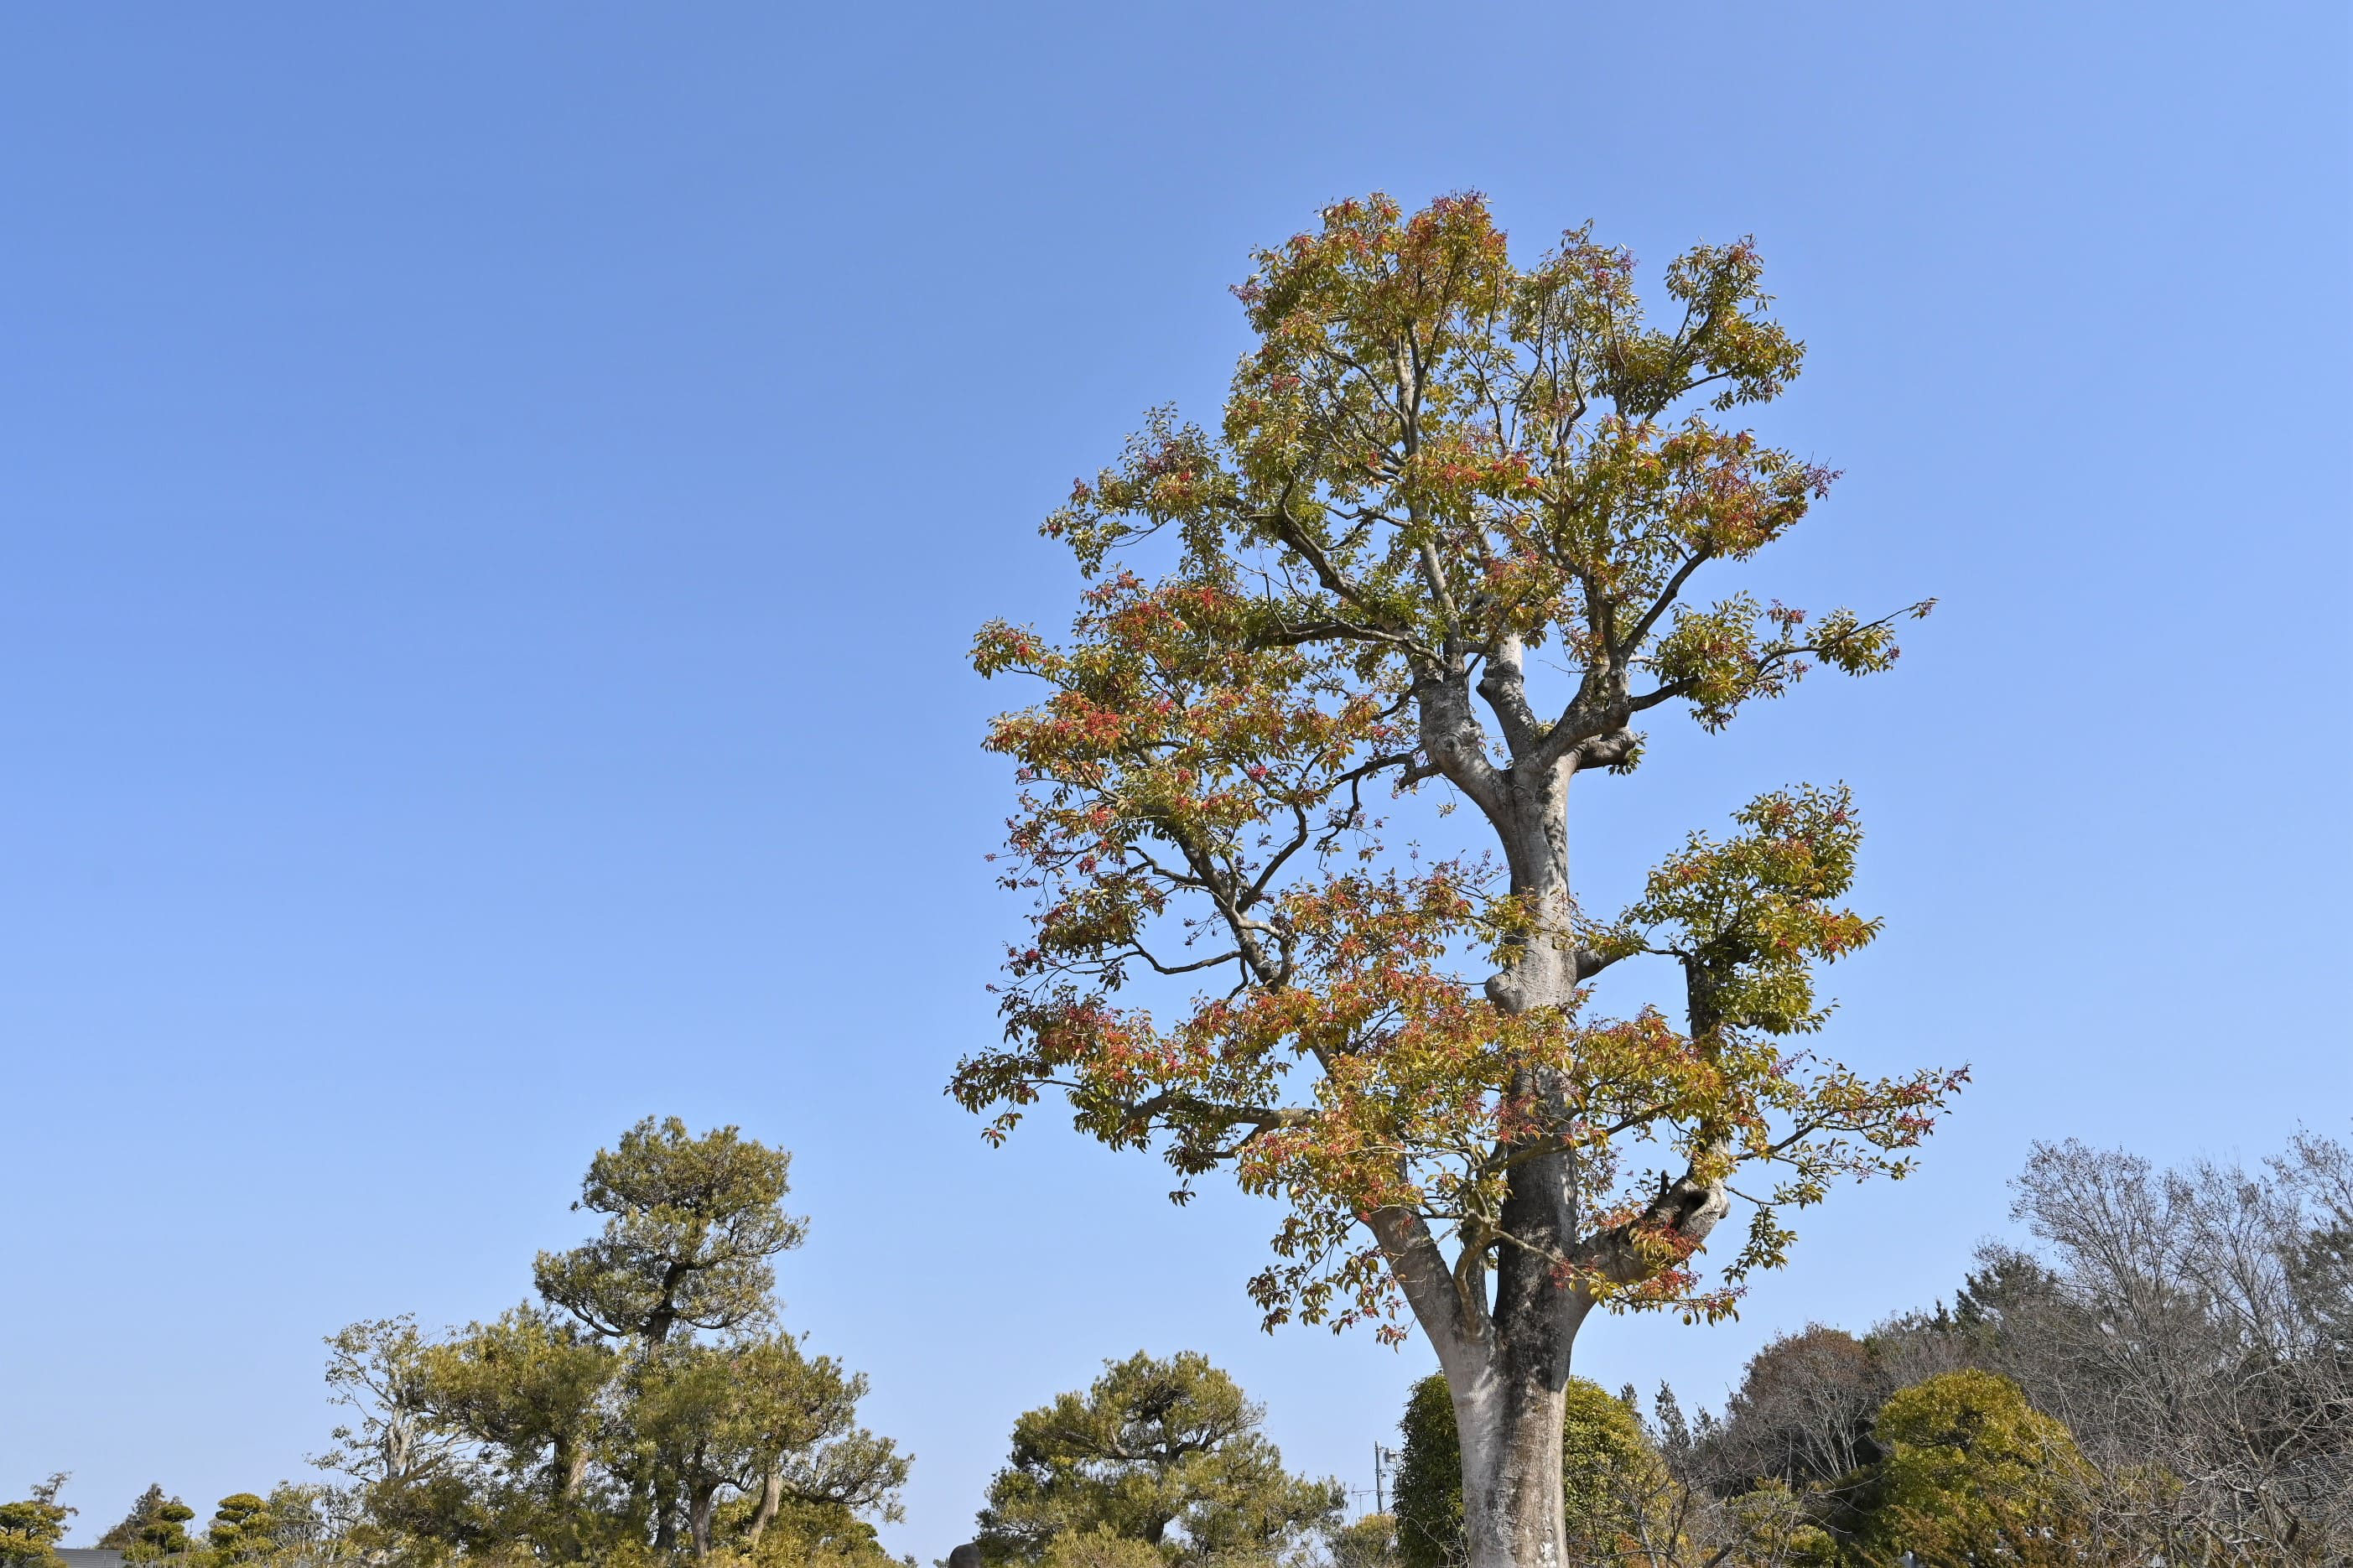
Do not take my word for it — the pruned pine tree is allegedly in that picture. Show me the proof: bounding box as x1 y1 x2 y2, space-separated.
976 1353 1342 1564
0 1476 72 1568
97 1484 197 1559
955 192 1961 1568
320 1118 909 1564
533 1114 808 1347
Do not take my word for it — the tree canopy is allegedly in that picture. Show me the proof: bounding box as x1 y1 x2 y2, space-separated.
319 1117 907 1565
955 191 1955 1343
533 1115 808 1347
97 1484 196 1558
975 1352 1341 1564
1850 1371 2089 1565
0 1476 71 1568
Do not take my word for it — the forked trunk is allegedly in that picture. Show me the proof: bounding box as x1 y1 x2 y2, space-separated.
1400 676 1651 1566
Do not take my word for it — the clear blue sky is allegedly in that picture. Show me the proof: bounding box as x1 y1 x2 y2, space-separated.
2 3 2345 1554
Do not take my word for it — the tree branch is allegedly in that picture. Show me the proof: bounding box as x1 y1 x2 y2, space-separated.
1411 665 1508 821
1475 634 1544 757
1365 1204 1489 1368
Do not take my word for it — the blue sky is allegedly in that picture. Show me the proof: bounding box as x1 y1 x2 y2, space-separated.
1 3 2345 1555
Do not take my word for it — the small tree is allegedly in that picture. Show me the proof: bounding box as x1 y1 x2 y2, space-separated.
1325 1512 1400 1568
1701 1327 1886 1495
0 1476 72 1568
197 1488 327 1554
976 1352 1342 1562
956 192 1961 1568
99 1484 198 1559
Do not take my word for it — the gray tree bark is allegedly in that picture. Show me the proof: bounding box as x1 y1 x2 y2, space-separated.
1388 656 1729 1568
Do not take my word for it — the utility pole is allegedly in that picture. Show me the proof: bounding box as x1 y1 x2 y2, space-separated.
1372 1442 1396 1514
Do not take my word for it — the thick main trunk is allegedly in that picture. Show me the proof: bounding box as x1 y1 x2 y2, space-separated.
1456 1241 1595 1568
1405 672 1660 1566
1465 763 1595 1568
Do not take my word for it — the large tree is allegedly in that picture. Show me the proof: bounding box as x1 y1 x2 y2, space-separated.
954 193 1961 1568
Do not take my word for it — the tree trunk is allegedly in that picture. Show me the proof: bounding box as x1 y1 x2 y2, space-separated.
1461 762 1593 1568
1404 672 1670 1567
552 1434 589 1503
1440 1290 1590 1563
654 1478 679 1555
746 1471 782 1547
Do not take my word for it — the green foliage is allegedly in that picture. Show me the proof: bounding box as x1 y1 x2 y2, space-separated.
1035 1528 1166 1568
976 1352 1341 1564
191 1484 340 1565
0 1475 72 1568
1389 1378 1458 1568
1558 1381 1660 1556
202 1493 273 1560
317 1315 459 1491
421 1304 612 1516
99 1483 197 1560
532 1115 808 1346
322 1118 906 1565
1613 787 1876 1039
1322 1513 1398 1568
635 1332 909 1560
1846 1372 2088 1566
1720 1482 1838 1567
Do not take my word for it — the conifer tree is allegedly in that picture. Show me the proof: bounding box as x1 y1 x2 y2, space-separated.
976 1353 1341 1564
